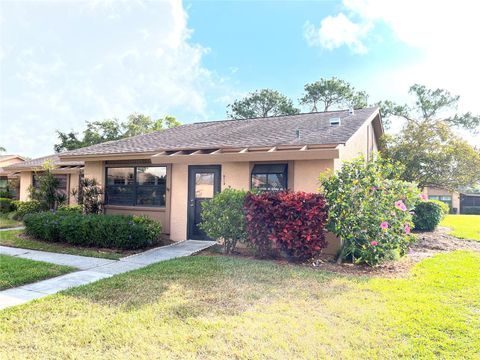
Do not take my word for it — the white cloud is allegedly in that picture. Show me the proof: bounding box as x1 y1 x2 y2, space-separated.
308 0 480 143
304 14 371 54
0 0 228 157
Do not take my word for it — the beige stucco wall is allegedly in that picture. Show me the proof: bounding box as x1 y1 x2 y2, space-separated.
222 162 250 190
68 173 79 205
84 161 105 186
19 171 32 201
293 159 333 193
0 157 24 168
169 163 189 241
423 187 460 214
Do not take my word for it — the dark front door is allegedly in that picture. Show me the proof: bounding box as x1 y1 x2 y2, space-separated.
187 165 221 240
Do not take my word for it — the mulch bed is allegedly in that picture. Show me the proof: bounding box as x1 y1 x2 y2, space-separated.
200 227 480 279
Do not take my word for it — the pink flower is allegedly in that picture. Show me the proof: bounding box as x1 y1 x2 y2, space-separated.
370 241 378 246
380 221 389 230
395 200 407 211
419 193 428 201
404 224 411 234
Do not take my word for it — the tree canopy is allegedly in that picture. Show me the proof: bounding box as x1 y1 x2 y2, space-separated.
378 84 480 131
54 114 180 152
380 84 480 190
227 89 300 119
300 77 368 112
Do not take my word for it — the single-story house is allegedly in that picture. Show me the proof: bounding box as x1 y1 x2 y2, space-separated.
422 187 480 214
422 187 461 214
0 154 26 198
5 154 84 204
5 107 383 253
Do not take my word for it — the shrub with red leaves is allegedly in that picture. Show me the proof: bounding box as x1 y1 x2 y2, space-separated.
244 191 328 261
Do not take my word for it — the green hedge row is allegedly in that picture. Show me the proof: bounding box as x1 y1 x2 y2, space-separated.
24 212 162 249
461 206 480 215
0 198 13 213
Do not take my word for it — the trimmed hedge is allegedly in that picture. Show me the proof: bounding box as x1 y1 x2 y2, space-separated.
244 191 328 261
12 200 44 220
23 212 162 249
430 200 449 217
57 204 82 215
413 201 443 231
462 206 480 215
0 198 13 213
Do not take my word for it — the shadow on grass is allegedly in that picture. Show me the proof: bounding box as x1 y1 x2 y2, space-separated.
64 255 357 313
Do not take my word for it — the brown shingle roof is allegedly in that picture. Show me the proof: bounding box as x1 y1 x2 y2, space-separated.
5 154 83 170
60 107 380 157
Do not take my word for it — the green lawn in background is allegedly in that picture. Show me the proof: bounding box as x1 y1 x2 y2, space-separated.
0 255 75 290
1 252 479 359
0 230 126 260
440 214 480 241
0 214 22 229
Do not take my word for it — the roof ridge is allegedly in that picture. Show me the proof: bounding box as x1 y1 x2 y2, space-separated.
193 106 377 125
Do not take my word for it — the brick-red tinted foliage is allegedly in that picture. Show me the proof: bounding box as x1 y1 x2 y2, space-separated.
244 191 328 261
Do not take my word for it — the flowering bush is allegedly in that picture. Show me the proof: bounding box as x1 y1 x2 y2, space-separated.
319 156 420 266
244 191 328 261
23 212 162 249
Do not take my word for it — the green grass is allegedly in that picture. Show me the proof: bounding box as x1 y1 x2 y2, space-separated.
0 230 126 260
0 214 22 229
440 214 480 241
1 251 479 359
0 255 75 290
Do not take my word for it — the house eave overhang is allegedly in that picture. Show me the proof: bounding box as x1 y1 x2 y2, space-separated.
151 145 340 165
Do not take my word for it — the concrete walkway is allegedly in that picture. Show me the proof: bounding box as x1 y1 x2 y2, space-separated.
0 240 215 310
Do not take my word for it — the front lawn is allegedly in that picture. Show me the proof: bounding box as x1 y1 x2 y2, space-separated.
0 255 75 290
0 214 22 229
0 230 126 260
440 214 480 241
1 251 479 358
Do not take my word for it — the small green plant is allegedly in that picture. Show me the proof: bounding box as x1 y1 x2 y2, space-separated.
0 198 13 213
199 188 248 254
413 201 444 231
320 155 420 266
72 178 103 214
12 200 43 220
29 162 66 210
57 204 82 214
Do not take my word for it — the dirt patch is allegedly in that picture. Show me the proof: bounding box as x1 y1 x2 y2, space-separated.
200 228 480 279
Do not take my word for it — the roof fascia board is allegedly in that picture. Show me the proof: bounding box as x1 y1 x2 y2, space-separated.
151 148 339 165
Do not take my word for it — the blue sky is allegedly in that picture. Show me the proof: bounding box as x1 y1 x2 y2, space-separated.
1 0 478 157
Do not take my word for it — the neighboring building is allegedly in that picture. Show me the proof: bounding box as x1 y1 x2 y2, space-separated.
459 193 480 214
4 107 383 253
422 187 460 214
4 154 84 204
423 187 480 214
0 155 26 198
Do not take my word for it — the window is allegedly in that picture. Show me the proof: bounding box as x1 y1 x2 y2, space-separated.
32 173 68 197
105 166 166 207
251 163 287 191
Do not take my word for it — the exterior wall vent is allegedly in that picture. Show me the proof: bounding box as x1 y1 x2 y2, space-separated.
329 117 341 126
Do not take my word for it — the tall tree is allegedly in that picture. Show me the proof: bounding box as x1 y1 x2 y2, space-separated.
378 84 480 130
381 84 480 190
300 77 368 112
227 89 299 119
54 114 179 152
